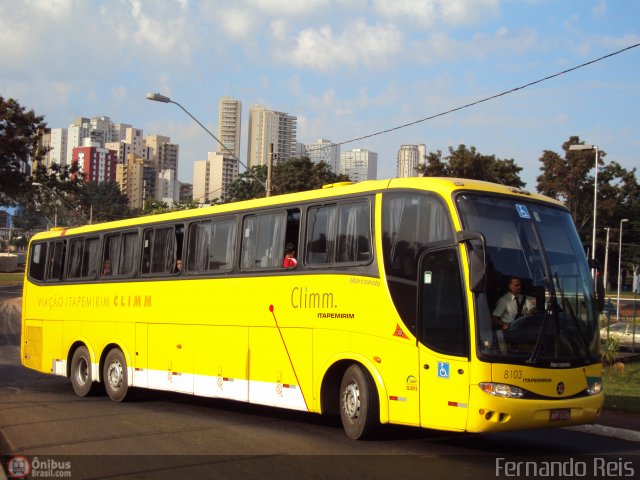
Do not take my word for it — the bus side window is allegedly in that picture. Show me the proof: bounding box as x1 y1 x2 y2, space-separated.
104 230 138 277
141 226 176 275
241 212 286 270
336 201 371 263
46 240 66 282
305 205 335 265
29 242 48 281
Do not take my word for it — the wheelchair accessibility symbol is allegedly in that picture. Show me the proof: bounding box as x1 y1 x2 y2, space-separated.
437 362 450 379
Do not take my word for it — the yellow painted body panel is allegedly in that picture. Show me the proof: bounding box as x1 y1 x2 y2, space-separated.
21 177 603 433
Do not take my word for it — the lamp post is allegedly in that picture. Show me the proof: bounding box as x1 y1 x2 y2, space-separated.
617 218 629 322
145 92 268 196
603 227 610 294
568 144 599 268
32 182 89 225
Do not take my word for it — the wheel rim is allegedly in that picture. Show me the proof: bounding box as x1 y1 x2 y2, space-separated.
107 360 123 391
76 357 89 386
342 380 360 423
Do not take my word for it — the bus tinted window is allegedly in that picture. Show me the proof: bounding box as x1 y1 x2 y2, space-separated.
46 241 66 282
306 200 371 266
187 218 237 272
420 248 468 356
336 202 371 263
241 213 286 269
142 226 178 275
305 206 335 264
382 192 454 335
103 231 139 277
29 243 48 281
67 237 99 279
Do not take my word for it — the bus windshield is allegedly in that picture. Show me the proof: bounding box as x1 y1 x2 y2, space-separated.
456 193 600 367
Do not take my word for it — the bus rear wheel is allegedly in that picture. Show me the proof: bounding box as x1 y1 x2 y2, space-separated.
339 364 379 440
103 349 129 402
70 346 94 397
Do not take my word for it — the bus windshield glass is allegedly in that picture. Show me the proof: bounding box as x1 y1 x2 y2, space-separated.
456 193 600 366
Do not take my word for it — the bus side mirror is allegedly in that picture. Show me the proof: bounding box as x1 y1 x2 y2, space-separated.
457 230 486 294
589 259 605 313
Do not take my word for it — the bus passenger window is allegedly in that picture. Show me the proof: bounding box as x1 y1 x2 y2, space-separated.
29 243 48 281
187 218 237 273
46 241 66 282
241 213 286 270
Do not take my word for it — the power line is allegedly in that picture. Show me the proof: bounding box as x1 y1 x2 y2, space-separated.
306 42 640 153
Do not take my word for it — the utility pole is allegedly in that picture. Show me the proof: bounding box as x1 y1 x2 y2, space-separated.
603 227 610 294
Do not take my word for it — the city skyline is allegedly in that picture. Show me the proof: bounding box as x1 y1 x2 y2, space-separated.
1 1 638 190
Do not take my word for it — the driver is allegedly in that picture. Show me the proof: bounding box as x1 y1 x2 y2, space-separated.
492 277 536 330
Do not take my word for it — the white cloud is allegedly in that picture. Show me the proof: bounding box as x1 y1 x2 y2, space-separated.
282 19 402 71
412 27 538 63
112 87 128 99
247 0 330 15
592 0 607 19
373 0 500 27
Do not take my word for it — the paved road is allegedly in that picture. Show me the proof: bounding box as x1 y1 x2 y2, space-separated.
2 291 640 479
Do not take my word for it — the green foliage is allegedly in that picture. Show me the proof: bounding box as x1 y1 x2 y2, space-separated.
79 181 131 223
272 157 350 195
223 165 268 203
416 145 525 187
601 336 619 366
536 136 640 270
0 96 48 206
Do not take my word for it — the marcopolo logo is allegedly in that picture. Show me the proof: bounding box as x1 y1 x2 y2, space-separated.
7 456 72 478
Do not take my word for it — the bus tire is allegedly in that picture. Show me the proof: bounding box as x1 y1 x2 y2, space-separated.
70 346 94 397
103 348 129 402
340 364 379 440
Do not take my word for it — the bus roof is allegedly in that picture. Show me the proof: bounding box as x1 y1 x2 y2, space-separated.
29 177 563 240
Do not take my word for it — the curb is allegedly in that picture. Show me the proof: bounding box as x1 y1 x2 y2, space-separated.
565 424 640 443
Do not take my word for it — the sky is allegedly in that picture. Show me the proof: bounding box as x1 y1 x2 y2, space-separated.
1 0 639 189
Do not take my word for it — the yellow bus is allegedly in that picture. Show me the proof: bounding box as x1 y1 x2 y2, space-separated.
21 178 604 439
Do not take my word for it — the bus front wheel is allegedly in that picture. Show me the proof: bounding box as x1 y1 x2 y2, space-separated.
339 364 379 440
70 346 94 397
103 349 129 402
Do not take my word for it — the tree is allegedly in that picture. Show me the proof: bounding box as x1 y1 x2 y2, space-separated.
0 96 48 205
78 181 131 223
224 165 268 203
417 144 525 187
272 157 350 195
537 136 640 277
20 162 86 228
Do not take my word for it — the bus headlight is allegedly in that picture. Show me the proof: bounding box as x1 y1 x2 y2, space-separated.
586 380 602 395
479 382 525 399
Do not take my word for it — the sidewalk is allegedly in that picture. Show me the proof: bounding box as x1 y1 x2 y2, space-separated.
569 410 640 443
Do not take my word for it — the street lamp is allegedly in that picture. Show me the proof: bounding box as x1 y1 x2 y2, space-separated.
145 92 268 196
568 143 599 268
32 182 89 225
617 218 629 322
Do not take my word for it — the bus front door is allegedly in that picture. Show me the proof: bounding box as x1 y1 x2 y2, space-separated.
418 247 470 431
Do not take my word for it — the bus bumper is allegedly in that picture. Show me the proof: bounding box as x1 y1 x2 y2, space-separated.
465 387 604 433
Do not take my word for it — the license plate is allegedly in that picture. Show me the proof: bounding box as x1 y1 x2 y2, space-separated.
550 408 571 421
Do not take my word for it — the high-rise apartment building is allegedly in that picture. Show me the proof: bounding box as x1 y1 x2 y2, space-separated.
396 144 426 178
247 105 297 168
72 146 117 183
45 128 68 168
106 127 149 165
339 149 378 182
116 153 156 210
147 135 179 203
193 153 239 204
217 97 242 159
304 138 340 173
